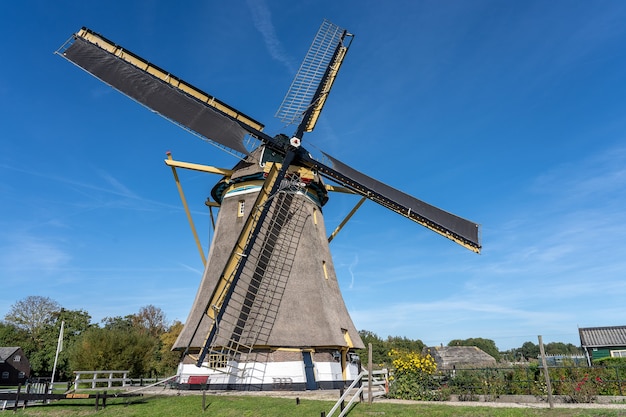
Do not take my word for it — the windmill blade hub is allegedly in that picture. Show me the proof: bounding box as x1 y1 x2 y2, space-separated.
289 137 302 147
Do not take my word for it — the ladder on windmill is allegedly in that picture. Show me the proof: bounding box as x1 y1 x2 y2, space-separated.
194 162 310 387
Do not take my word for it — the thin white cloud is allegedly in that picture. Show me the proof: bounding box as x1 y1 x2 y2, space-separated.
178 262 204 275
347 254 358 289
530 145 626 202
97 169 140 200
246 0 294 72
1 162 185 227
0 235 71 273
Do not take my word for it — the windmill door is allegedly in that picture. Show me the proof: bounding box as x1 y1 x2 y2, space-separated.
302 352 317 390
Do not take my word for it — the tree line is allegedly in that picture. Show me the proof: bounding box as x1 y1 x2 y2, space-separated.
356 330 582 368
0 296 583 380
0 296 182 380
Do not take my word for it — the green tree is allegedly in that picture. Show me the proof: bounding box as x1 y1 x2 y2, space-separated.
17 308 93 378
0 322 29 349
42 309 93 381
355 331 426 368
132 305 168 338
157 320 184 376
386 335 424 354
69 326 157 378
355 330 386 367
545 342 582 355
4 296 61 344
3 296 66 376
519 341 540 360
101 315 135 331
448 338 501 361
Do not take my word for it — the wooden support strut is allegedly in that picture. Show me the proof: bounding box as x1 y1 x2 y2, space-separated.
166 152 207 266
328 196 366 243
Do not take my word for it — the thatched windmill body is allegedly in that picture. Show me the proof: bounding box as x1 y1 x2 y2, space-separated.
57 20 480 391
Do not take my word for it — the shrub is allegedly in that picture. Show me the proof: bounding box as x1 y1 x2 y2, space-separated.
387 349 444 400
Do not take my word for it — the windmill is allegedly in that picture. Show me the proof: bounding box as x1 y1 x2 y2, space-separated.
57 20 480 391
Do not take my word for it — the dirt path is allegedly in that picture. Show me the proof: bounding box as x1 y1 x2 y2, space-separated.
122 386 626 410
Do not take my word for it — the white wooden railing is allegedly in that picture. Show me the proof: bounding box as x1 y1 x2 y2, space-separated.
326 369 388 417
73 370 130 390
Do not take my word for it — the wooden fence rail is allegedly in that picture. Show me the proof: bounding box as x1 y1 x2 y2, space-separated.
73 370 131 390
0 384 141 411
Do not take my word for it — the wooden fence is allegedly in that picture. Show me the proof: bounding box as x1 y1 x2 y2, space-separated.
73 370 130 390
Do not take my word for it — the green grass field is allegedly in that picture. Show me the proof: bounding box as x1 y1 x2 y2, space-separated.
8 394 626 417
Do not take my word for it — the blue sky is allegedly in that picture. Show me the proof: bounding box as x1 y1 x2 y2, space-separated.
1 1 625 351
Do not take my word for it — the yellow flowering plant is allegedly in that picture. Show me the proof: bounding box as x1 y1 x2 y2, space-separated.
388 348 437 375
387 349 446 400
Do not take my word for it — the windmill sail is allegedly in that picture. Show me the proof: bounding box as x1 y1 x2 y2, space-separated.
313 153 480 252
275 20 353 135
58 28 263 157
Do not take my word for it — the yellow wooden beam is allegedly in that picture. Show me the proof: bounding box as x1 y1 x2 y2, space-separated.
325 184 355 194
166 152 206 266
164 158 233 176
305 45 348 132
328 196 366 243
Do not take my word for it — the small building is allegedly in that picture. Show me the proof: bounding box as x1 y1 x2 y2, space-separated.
424 345 496 370
579 325 626 365
0 347 31 385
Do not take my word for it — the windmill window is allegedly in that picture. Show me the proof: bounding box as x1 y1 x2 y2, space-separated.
313 208 318 225
13 355 21 362
322 260 328 280
238 200 245 217
611 349 626 358
1 372 8 379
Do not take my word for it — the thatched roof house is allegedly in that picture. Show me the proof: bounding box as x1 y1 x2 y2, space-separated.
425 346 496 369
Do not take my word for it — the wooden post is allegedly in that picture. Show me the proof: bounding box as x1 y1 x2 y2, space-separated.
202 389 206 412
368 343 373 405
339 387 344 412
13 384 21 412
23 382 30 409
95 392 99 411
538 335 554 408
103 391 107 409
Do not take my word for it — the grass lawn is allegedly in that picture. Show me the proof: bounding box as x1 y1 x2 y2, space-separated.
9 394 626 417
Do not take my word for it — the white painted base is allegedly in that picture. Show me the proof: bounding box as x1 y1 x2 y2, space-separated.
176 360 360 390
